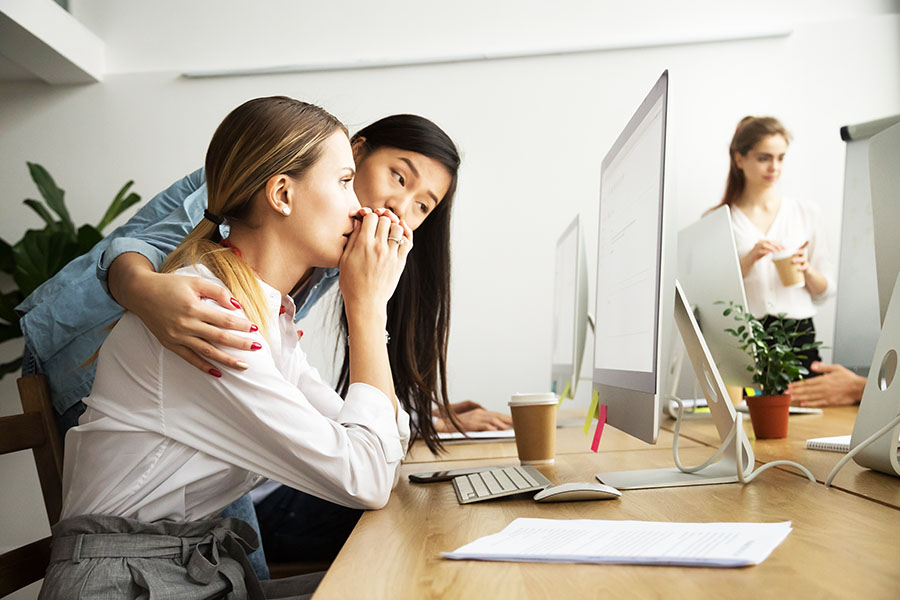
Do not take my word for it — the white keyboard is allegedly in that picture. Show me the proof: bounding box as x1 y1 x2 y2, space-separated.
452 465 552 504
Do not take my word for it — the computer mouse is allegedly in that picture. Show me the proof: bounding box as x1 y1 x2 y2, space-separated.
533 481 622 502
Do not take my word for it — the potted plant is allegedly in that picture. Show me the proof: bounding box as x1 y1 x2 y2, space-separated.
721 301 822 439
0 162 141 378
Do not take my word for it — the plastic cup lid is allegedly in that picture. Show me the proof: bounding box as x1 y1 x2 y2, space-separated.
772 248 797 260
509 392 559 406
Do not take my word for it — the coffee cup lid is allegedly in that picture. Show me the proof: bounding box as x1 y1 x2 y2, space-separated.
772 248 797 260
509 392 559 407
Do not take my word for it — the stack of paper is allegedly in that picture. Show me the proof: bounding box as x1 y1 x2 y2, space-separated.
443 518 791 567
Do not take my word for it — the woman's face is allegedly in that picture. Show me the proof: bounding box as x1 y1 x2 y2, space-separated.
352 140 452 231
289 130 361 268
735 134 788 189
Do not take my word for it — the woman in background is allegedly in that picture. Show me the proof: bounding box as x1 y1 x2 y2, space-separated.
713 115 834 379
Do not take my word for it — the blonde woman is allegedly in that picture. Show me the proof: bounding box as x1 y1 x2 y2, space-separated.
40 97 411 599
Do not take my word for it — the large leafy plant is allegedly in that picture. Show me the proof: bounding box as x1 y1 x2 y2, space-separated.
720 301 823 396
0 162 141 378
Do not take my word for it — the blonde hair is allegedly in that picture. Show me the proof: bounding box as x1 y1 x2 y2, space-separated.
162 97 346 338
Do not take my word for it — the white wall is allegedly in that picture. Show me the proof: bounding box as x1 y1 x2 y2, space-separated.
1 3 899 596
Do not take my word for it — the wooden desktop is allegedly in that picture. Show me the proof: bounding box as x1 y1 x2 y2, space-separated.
313 410 900 599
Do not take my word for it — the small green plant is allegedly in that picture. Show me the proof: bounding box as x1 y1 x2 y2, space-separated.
0 162 141 378
719 301 822 396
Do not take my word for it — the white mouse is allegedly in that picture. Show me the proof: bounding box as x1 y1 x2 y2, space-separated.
533 481 621 503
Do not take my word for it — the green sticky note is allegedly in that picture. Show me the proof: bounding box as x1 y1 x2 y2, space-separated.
557 381 571 407
584 389 599 435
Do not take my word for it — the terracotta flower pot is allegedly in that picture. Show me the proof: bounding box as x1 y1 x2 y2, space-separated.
746 395 791 439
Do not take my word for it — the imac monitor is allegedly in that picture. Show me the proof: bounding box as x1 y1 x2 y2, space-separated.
551 216 589 399
677 205 754 388
592 70 675 444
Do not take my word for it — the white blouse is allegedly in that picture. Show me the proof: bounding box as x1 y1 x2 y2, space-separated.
61 264 410 522
730 196 835 320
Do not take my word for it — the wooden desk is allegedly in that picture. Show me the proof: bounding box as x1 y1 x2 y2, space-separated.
405 425 703 464
663 407 900 508
314 447 900 599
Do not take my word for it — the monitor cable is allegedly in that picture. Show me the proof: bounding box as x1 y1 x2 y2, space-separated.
668 395 816 484
823 411 900 487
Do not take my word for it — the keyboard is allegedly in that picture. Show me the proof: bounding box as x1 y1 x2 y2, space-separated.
452 465 552 504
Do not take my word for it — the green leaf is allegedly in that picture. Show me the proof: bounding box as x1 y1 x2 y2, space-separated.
11 229 80 297
76 224 104 255
96 181 141 233
22 198 58 228
0 355 22 380
27 162 74 234
723 308 732 316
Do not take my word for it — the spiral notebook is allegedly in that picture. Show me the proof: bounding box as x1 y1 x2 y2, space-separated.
806 433 900 453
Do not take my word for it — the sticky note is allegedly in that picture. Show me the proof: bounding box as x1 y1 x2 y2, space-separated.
584 389 599 435
590 404 607 453
557 381 571 407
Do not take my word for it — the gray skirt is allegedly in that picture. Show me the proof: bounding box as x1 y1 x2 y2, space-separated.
39 514 323 600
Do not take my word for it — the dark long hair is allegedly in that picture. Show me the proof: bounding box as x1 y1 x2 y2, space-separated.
336 115 460 454
717 116 792 209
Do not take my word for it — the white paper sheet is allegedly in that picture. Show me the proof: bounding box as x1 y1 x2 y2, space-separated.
443 518 792 567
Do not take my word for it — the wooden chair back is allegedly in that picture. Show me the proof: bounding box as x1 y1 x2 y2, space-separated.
0 374 64 597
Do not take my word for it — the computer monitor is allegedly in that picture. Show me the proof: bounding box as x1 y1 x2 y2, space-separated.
869 120 900 325
551 215 589 399
591 70 675 445
677 205 754 388
591 71 754 488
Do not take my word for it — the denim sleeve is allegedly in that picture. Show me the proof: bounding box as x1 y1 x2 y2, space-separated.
96 184 209 297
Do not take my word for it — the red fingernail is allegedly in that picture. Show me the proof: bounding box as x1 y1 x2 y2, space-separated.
279 305 286 315
230 298 242 309
250 342 262 350
297 330 304 340
249 324 258 332
209 368 222 378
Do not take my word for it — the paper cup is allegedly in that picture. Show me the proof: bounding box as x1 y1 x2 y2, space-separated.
772 249 805 288
509 393 558 464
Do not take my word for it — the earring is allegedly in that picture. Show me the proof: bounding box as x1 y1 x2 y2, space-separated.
281 207 290 216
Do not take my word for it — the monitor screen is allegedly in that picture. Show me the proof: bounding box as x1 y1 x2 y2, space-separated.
551 216 588 398
593 84 666 394
552 223 578 366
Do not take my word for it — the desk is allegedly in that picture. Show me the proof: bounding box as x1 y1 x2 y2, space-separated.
664 407 900 508
314 408 900 599
405 425 703 464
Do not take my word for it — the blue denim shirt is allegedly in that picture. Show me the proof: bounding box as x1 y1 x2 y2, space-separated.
16 169 338 416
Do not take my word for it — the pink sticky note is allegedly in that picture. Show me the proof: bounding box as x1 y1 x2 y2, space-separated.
590 405 607 453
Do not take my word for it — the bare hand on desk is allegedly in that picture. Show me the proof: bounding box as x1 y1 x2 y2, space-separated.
435 401 513 432
786 362 865 407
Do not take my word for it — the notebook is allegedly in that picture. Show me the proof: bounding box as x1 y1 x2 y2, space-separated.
806 433 900 453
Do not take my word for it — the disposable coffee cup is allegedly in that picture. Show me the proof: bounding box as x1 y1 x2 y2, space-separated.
509 392 558 465
772 248 805 288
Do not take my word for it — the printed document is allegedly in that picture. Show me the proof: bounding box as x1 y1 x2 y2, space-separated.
443 518 791 567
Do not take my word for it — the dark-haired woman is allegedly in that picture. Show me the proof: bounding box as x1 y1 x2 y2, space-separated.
712 116 835 376
18 113 510 573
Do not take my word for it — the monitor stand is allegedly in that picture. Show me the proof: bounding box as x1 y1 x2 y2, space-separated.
596 281 755 490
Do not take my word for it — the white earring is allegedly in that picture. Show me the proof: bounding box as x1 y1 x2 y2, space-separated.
281 207 290 216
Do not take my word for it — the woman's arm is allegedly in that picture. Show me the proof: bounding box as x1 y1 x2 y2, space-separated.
101 185 256 374
339 210 414 414
108 253 256 374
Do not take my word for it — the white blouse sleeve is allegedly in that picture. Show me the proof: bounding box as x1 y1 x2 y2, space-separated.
155 304 410 510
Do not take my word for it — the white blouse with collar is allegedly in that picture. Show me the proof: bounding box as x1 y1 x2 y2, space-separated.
730 196 835 320
61 264 410 522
